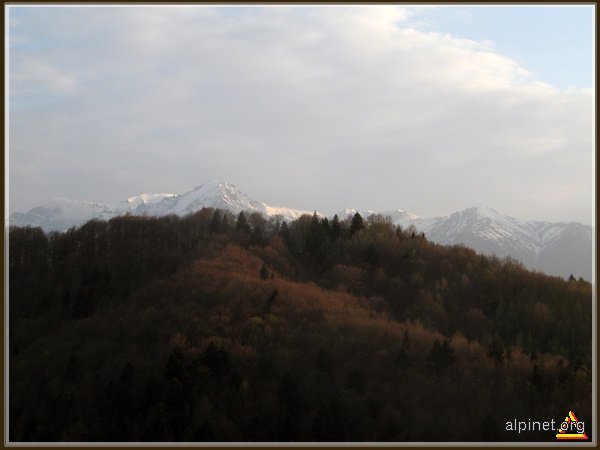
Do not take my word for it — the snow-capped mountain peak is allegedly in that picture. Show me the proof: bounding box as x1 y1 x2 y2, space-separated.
391 205 592 281
336 209 379 219
171 180 260 215
8 182 592 281
9 197 114 231
10 181 316 231
462 205 518 223
330 204 592 280
125 193 176 208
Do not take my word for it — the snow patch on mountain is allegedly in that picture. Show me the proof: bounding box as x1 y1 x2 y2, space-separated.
124 193 176 209
9 197 114 231
264 205 314 220
9 182 592 281
335 204 592 280
9 181 314 231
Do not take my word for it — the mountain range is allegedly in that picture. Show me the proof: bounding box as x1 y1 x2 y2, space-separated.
9 180 593 281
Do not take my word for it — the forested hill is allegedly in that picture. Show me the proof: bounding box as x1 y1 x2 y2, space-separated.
8 209 593 442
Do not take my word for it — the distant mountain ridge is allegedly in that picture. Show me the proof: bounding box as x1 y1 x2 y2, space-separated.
9 180 593 280
9 181 314 232
338 206 593 281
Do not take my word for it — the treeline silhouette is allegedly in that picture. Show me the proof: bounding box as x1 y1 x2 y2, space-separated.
8 209 592 442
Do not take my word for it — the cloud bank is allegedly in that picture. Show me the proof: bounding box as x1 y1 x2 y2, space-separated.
8 6 595 224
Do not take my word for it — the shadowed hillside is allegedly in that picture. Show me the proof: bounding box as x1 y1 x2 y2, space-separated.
8 209 592 442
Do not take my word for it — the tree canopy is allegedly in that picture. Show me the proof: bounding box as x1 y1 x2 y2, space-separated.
8 208 592 442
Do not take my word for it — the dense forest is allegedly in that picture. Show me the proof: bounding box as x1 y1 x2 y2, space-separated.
8 208 593 442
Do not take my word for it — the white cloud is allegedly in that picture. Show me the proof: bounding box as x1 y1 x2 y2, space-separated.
12 60 78 95
7 6 595 224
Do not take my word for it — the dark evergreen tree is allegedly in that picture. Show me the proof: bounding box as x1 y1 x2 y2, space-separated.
260 264 270 280
210 210 222 233
395 331 411 367
365 243 380 268
442 339 455 366
266 289 279 314
201 342 229 377
330 215 341 242
429 338 455 371
165 347 185 381
487 337 505 365
307 212 326 255
164 378 186 439
236 212 251 234
403 330 410 347
221 213 229 230
349 212 365 236
279 221 294 250
394 225 404 240
249 224 266 247
321 217 331 237
394 348 409 367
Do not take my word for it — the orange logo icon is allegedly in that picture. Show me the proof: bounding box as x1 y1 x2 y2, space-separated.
556 410 588 440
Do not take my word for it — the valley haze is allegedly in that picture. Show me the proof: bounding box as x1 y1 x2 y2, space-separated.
9 180 593 282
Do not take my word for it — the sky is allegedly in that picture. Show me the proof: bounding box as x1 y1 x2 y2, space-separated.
6 5 596 225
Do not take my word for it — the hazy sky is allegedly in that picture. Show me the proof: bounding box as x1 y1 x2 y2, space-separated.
7 5 595 224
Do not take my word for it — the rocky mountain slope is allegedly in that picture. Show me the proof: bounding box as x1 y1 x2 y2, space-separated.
338 206 592 280
10 181 593 280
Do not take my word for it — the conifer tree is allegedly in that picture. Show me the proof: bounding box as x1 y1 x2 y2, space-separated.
487 337 505 365
279 221 294 251
236 211 251 234
307 212 326 254
260 263 269 280
429 338 455 371
365 243 380 268
165 347 185 381
321 217 331 236
210 210 221 233
350 212 365 236
330 214 341 241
